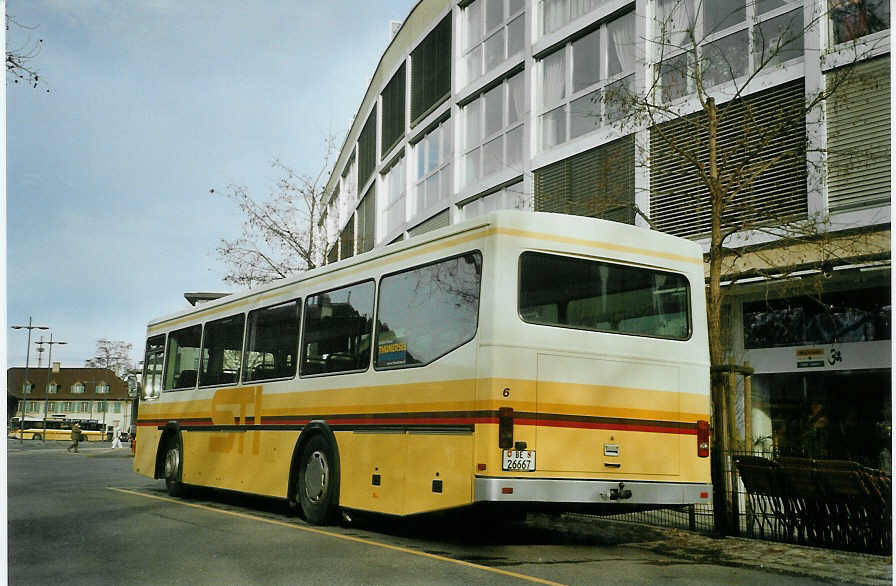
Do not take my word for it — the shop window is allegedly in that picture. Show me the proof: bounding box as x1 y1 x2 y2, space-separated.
163 324 202 390
199 313 245 387
462 0 525 86
540 11 635 148
375 252 482 368
743 287 892 348
463 72 527 186
411 16 451 123
243 300 300 382
301 281 375 376
829 0 889 44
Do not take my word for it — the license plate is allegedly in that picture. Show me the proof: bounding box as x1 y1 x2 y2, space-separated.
502 449 536 471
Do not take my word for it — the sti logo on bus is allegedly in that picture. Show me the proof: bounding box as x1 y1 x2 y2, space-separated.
210 386 263 455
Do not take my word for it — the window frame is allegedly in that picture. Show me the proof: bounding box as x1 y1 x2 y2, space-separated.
374 250 484 371
299 279 377 378
463 71 527 187
413 116 453 219
539 11 636 150
653 0 805 102
462 0 526 86
517 251 693 341
241 298 302 383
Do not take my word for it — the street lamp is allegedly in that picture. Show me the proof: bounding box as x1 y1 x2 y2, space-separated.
11 317 49 444
35 334 66 444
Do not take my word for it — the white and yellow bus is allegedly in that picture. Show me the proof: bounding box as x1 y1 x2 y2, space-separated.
134 211 712 524
8 417 109 441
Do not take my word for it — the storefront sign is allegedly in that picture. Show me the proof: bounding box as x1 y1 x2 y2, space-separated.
796 347 844 368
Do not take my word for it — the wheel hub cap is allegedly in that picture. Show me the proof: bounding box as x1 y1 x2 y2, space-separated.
304 451 328 502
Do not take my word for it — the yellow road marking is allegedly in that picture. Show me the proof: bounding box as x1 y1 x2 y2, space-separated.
108 487 565 585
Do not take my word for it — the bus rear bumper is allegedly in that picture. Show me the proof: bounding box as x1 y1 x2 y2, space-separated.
474 476 713 506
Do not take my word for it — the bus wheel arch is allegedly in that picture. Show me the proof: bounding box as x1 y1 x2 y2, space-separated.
156 423 186 497
289 422 340 525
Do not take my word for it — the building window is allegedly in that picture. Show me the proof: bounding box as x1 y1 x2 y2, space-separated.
22 381 33 394
829 0 889 44
301 281 375 376
79 402 89 413
71 382 85 394
358 109 378 191
649 80 807 238
63 401 73 412
408 210 450 237
411 16 451 123
414 117 453 217
462 0 526 86
339 219 355 260
535 135 635 224
356 185 377 254
47 382 58 394
97 401 107 413
655 0 803 101
460 180 529 219
47 401 56 412
541 0 608 36
95 383 109 394
341 150 358 220
540 11 635 149
463 72 527 186
381 64 406 156
112 402 121 414
382 155 407 236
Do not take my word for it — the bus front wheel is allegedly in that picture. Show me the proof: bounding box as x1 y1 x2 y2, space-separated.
31 433 41 441
163 438 186 497
298 434 337 525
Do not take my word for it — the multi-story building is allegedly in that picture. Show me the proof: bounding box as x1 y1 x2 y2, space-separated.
319 0 890 469
7 367 136 435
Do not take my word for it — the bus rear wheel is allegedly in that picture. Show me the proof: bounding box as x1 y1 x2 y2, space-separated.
297 435 337 525
31 433 41 441
163 438 186 497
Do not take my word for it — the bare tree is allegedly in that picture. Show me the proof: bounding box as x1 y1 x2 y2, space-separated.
85 339 134 380
211 135 339 288
6 14 48 91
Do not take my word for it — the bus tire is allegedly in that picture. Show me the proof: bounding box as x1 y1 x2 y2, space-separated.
297 434 338 525
163 437 186 498
31 433 41 441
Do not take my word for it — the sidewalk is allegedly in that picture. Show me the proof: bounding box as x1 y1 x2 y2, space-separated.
553 514 892 585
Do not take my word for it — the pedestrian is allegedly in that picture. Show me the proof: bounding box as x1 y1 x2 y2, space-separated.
67 423 81 453
111 426 122 449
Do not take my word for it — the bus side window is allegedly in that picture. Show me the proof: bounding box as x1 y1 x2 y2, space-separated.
199 313 245 387
301 281 375 376
164 325 202 390
143 334 166 400
243 299 300 382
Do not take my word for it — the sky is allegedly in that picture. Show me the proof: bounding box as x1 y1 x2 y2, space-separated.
6 0 417 372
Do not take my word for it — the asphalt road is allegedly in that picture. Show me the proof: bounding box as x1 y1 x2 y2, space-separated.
8 439 827 585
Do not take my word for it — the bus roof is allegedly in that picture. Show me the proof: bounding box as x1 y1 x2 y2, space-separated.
146 211 702 330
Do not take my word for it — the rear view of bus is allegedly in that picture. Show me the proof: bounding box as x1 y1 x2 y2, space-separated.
475 212 712 512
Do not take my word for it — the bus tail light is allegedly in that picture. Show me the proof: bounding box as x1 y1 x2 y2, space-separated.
697 420 710 458
498 407 513 450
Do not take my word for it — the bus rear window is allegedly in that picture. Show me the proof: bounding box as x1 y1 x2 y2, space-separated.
519 252 691 340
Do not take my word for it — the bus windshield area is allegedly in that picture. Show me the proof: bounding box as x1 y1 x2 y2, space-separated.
519 251 691 340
